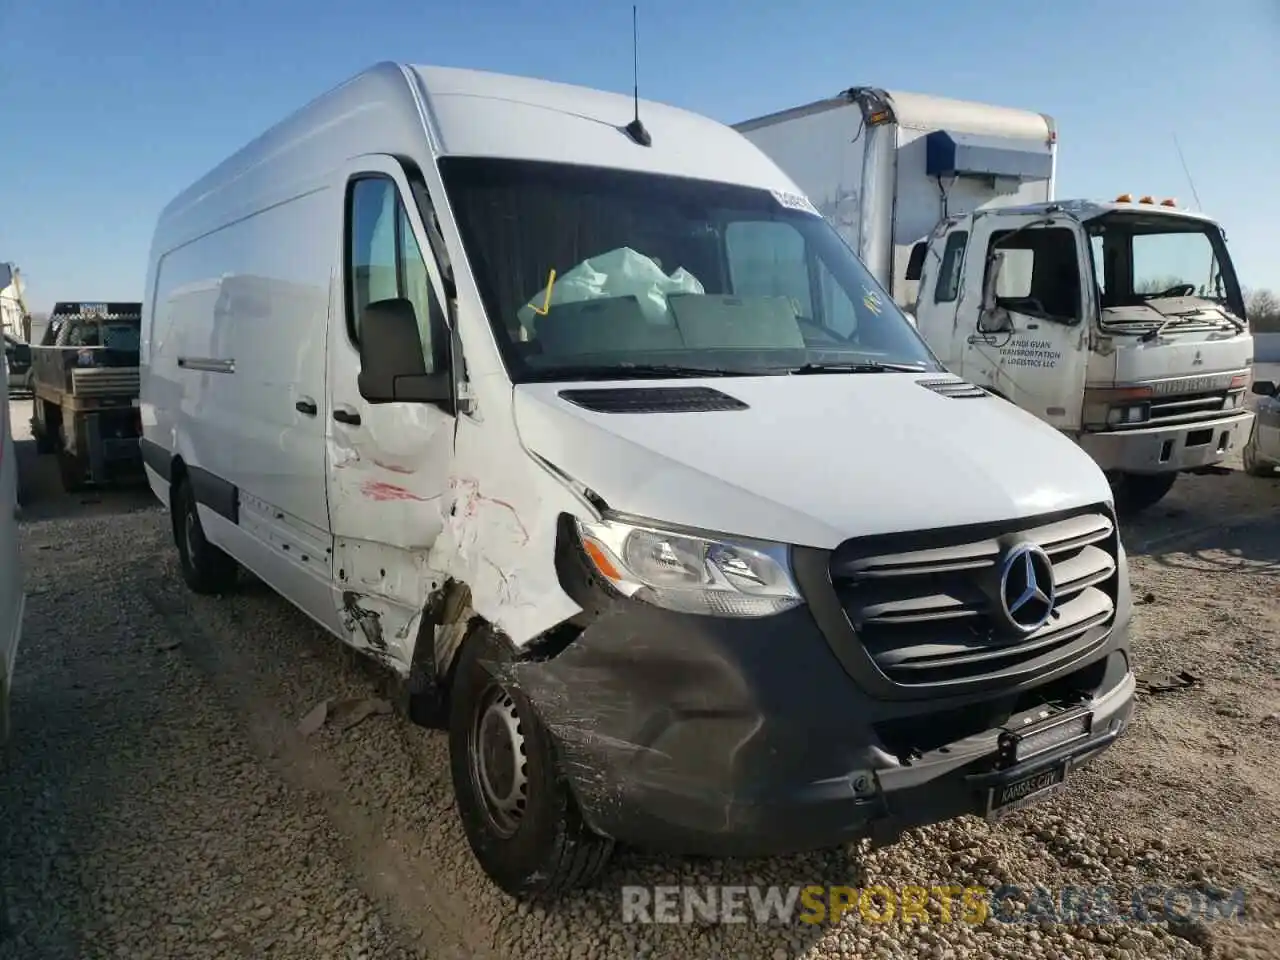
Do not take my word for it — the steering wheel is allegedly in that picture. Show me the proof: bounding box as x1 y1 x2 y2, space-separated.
1147 283 1196 299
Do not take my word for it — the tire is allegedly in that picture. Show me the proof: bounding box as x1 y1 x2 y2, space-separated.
448 625 614 900
57 450 86 493
171 476 239 594
1112 472 1178 516
33 403 55 455
1242 425 1276 478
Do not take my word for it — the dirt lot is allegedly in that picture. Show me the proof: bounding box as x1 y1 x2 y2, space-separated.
1 396 1277 960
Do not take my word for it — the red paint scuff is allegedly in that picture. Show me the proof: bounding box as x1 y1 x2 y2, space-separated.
362 480 432 502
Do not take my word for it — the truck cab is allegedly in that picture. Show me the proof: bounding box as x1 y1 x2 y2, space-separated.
910 196 1254 512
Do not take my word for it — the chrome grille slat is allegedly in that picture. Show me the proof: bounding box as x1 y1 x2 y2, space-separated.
829 506 1119 686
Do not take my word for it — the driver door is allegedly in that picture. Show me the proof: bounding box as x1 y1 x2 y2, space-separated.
324 155 456 670
958 217 1091 432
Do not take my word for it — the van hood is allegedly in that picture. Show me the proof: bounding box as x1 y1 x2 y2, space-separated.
512 373 1112 549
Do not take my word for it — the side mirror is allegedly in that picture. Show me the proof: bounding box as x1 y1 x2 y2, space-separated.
978 250 1013 334
1251 380 1277 398
0 263 13 290
982 250 1006 313
356 298 452 406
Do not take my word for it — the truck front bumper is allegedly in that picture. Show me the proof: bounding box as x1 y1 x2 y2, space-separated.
513 577 1135 858
1078 411 1253 473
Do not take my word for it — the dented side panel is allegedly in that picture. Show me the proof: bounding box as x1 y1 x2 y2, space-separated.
426 412 585 651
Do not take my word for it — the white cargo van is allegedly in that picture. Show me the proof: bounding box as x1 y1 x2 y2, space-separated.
140 63 1137 899
0 287 24 746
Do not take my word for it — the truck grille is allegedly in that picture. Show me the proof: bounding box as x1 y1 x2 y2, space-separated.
1145 389 1240 427
828 507 1118 687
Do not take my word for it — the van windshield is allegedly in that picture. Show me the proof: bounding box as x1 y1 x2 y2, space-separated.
438 157 939 382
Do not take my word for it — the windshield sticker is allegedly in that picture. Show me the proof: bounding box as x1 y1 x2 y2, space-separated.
771 190 820 217
862 286 884 315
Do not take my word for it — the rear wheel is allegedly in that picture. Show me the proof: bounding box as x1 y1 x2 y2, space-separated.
1111 471 1178 516
448 625 614 900
32 402 55 454
56 450 86 493
172 475 239 594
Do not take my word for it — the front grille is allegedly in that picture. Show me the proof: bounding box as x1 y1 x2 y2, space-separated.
829 507 1118 687
1145 389 1241 427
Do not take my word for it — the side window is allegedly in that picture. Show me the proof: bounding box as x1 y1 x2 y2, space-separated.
1089 235 1106 296
983 227 1082 323
346 175 442 371
725 221 813 319
934 231 968 303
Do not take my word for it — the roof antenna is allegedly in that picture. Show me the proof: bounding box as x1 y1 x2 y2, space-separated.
622 4 651 146
1172 132 1203 212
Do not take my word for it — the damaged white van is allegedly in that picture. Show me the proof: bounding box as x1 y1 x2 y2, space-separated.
140 63 1137 899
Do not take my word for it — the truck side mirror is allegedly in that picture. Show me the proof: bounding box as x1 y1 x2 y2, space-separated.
356 298 452 406
977 250 1013 333
0 263 13 290
1252 380 1277 398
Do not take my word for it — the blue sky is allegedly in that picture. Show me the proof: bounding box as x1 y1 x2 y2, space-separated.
2 0 1276 312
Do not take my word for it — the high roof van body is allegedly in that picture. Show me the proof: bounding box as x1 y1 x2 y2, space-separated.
140 63 1136 898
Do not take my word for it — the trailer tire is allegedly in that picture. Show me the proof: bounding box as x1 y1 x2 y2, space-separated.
172 476 239 594
449 624 614 901
1112 472 1178 516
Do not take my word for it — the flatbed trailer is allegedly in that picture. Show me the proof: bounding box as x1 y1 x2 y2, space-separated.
29 302 144 492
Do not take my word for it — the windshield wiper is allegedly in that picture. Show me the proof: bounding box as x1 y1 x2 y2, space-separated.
523 362 755 382
789 361 927 374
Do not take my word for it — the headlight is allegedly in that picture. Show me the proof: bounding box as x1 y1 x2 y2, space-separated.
1106 403 1149 426
574 516 803 618
1083 386 1153 429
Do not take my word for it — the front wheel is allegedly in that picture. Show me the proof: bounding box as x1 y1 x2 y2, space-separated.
448 626 614 900
172 476 239 594
1111 471 1178 516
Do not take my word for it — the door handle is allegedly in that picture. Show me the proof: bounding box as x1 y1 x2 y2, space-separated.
295 397 318 416
333 407 362 427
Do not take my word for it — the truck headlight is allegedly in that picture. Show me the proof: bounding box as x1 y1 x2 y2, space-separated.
574 516 803 617
1107 404 1149 426
1084 386 1154 429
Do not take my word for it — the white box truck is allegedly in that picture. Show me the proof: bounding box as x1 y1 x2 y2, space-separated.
736 88 1256 513
140 62 1136 900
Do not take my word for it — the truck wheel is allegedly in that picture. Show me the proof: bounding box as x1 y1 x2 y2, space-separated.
449 625 614 900
1112 472 1177 516
33 403 55 454
172 476 239 594
1242 427 1275 478
57 450 86 493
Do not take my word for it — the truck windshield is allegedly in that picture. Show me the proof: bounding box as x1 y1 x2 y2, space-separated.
1086 213 1245 319
438 157 939 381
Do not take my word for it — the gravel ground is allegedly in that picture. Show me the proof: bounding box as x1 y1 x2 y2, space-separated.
1 397 1277 960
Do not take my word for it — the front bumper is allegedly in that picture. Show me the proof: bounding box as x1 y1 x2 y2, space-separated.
513 535 1135 858
1078 411 1253 473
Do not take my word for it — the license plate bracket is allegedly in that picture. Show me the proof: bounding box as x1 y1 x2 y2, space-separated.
985 761 1069 821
